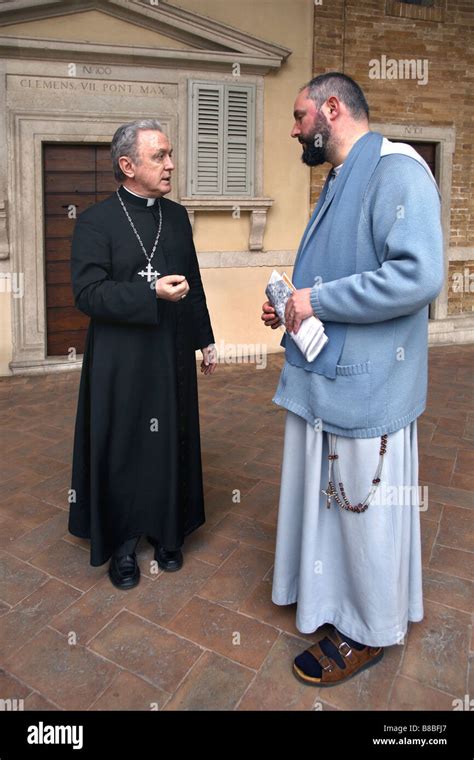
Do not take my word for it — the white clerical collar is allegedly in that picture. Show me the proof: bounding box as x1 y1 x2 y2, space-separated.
122 185 156 206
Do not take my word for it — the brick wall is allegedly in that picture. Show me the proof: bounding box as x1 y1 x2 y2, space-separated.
309 0 474 314
448 260 474 315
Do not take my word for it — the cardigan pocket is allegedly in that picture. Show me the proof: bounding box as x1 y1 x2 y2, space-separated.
310 360 371 429
334 360 371 377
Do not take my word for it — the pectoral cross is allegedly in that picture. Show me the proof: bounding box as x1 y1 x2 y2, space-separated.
138 262 160 282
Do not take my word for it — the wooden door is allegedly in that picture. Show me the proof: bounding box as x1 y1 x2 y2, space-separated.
43 143 117 357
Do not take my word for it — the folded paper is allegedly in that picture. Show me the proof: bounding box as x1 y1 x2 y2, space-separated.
265 270 328 363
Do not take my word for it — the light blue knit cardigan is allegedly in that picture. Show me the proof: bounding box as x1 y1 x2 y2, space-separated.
272 144 444 438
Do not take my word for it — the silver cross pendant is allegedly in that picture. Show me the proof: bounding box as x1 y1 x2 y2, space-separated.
138 262 160 282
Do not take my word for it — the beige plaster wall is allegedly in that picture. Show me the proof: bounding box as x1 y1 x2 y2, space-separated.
178 0 312 253
0 1 312 373
3 2 312 252
200 264 294 358
172 1 311 358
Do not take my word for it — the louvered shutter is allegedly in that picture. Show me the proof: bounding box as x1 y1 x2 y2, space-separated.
189 81 255 197
223 86 254 195
191 83 223 194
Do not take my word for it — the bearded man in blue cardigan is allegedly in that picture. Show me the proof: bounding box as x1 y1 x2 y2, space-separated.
261 73 444 688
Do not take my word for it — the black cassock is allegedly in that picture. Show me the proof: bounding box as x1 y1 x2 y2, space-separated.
69 185 214 566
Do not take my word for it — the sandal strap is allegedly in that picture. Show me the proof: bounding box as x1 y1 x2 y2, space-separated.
305 634 353 674
330 629 383 660
302 629 383 684
306 641 338 673
327 628 371 665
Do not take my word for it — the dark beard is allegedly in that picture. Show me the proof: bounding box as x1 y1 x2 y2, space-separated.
300 115 331 166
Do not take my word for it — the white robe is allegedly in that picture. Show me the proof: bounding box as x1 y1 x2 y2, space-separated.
271 411 424 647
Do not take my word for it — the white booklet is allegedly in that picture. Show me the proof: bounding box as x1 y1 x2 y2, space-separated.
265 270 328 363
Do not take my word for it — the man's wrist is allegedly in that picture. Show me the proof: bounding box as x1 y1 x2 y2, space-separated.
202 343 216 360
310 285 326 320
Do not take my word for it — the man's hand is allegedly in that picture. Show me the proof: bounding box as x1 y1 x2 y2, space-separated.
200 344 217 375
284 288 313 334
261 301 281 330
156 274 189 302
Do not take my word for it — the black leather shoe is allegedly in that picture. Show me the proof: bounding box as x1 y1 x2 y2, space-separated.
147 536 183 572
108 553 140 589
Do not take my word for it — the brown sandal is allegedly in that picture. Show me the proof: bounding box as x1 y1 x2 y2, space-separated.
293 628 384 687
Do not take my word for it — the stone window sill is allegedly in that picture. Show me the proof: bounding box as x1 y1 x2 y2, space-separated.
181 197 273 251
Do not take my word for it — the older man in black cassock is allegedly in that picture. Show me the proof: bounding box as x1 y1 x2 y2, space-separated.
69 119 216 589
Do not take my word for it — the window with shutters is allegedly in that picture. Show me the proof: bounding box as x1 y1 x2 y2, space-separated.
188 80 256 197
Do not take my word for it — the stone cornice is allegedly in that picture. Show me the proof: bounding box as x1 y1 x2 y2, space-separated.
0 35 286 74
0 0 291 72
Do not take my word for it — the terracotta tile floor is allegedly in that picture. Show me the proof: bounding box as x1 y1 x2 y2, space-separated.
0 345 472 711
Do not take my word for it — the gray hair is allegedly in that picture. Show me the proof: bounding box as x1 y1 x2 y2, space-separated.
111 119 164 182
